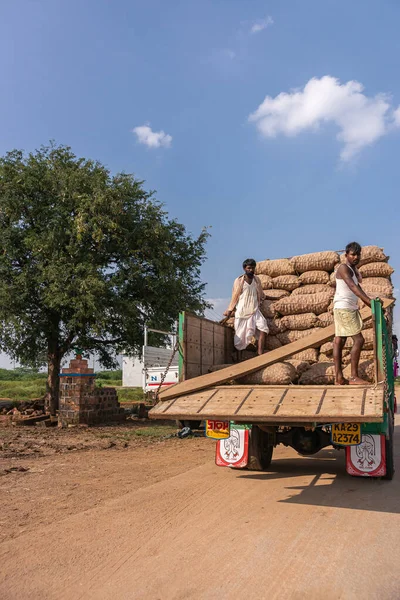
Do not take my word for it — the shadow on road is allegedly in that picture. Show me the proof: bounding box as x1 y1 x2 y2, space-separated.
238 425 400 515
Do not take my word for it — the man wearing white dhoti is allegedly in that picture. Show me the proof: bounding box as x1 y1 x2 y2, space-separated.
224 259 269 355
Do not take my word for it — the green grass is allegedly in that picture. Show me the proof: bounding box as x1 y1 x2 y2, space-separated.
0 368 144 403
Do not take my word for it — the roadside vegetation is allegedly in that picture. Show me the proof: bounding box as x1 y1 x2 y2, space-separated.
0 368 144 403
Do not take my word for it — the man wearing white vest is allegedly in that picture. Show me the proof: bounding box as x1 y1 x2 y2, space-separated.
333 242 372 385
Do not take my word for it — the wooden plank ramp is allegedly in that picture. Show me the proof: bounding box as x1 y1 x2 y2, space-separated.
150 384 384 423
158 300 394 402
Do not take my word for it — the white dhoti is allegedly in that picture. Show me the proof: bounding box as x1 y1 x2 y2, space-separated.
234 309 269 350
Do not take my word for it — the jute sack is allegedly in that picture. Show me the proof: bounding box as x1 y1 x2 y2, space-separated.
328 270 337 287
257 274 273 290
298 270 330 285
359 262 394 278
238 362 296 385
280 313 319 330
360 278 393 298
266 318 285 336
320 341 333 355
340 245 387 267
323 329 374 353
292 349 319 363
290 251 339 273
318 312 334 327
284 359 312 380
265 335 282 351
260 299 276 319
277 328 322 345
263 289 290 300
299 362 336 385
274 293 332 316
255 259 295 277
271 275 300 291
343 360 374 383
319 348 350 362
342 350 374 366
292 284 335 297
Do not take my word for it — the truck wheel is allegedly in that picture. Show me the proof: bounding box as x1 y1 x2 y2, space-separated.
176 420 201 430
247 426 274 471
383 409 395 481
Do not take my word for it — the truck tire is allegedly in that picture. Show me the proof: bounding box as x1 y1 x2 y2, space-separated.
382 409 395 481
247 426 274 471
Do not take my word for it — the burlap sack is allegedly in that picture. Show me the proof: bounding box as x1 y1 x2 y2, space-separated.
266 318 285 336
343 360 375 383
277 329 319 345
255 259 295 277
238 362 296 385
319 348 350 361
265 335 282 351
292 284 335 297
323 329 374 353
292 349 319 363
362 319 373 330
284 359 312 379
298 270 330 285
340 245 387 267
271 275 300 291
361 278 393 298
320 341 333 355
274 293 332 316
359 262 394 278
280 313 319 331
342 350 374 366
318 312 334 327
328 271 337 287
260 299 276 319
290 251 339 273
299 362 336 385
257 274 273 290
263 289 291 300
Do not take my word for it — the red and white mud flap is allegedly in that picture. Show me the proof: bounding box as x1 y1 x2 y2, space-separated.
346 434 386 477
215 424 250 469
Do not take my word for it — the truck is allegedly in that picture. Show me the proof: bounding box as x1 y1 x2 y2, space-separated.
149 298 396 479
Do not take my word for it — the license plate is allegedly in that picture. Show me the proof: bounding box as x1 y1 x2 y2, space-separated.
331 423 361 446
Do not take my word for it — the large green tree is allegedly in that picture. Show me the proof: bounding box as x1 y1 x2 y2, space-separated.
0 144 209 414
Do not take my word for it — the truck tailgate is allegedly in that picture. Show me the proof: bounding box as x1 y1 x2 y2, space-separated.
149 383 384 423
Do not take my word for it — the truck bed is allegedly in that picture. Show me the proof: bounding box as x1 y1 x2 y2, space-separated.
149 383 384 424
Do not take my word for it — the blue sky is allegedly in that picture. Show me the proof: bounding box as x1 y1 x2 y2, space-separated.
0 0 399 367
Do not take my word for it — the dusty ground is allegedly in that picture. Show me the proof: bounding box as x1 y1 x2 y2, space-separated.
1 418 400 599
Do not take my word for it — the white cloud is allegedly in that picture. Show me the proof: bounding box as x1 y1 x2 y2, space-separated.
250 16 274 34
132 124 172 149
394 107 400 127
249 76 400 160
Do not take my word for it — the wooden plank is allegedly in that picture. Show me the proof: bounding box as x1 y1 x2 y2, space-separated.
150 384 384 423
158 300 394 401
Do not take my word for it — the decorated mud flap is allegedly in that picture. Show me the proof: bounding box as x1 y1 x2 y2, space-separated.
346 434 386 477
215 423 250 468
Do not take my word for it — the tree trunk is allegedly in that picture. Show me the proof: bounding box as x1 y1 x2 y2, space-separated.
46 346 62 416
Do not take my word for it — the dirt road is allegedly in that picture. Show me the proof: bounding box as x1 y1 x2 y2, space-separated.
1 418 400 600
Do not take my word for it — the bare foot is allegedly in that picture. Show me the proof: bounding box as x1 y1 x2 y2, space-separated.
349 377 369 385
335 377 349 385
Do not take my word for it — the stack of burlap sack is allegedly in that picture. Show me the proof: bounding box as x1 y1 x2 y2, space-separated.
221 246 394 385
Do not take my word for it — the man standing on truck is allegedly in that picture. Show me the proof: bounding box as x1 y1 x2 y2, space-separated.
223 259 269 355
333 242 372 385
